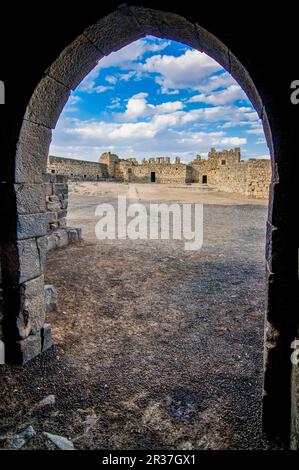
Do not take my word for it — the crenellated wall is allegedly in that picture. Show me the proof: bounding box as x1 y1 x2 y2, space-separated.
190 148 271 198
47 148 271 199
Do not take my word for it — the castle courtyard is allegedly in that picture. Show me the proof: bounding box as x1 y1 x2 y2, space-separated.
0 182 279 450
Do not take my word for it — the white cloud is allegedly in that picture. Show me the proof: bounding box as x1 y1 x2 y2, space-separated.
196 72 237 93
108 97 122 109
94 85 113 93
246 127 264 135
142 49 222 93
76 37 171 94
188 85 246 105
105 75 117 84
118 92 185 121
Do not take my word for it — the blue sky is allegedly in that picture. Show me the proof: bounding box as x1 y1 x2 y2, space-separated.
50 36 269 163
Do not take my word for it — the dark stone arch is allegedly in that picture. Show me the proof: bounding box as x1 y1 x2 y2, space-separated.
1 4 297 446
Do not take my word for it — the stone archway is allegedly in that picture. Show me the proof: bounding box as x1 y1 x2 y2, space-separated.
1 4 297 444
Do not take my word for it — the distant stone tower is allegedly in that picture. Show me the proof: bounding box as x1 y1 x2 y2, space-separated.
98 152 119 178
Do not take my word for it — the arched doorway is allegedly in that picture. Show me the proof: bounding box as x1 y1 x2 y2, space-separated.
1 5 297 445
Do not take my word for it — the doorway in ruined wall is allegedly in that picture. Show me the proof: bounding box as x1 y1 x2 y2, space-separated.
3 5 295 449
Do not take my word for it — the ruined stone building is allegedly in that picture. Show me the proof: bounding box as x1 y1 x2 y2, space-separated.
48 147 271 198
2 3 298 446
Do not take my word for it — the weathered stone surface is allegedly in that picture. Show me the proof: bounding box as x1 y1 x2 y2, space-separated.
48 155 107 181
46 228 82 251
229 51 263 118
43 432 75 450
44 284 58 313
24 76 70 129
46 232 57 251
49 195 60 203
60 198 68 210
46 200 61 212
1 238 42 284
15 120 52 183
15 332 42 363
49 149 271 198
196 23 230 71
41 323 53 352
84 9 142 55
10 426 36 449
37 236 48 271
17 212 49 239
59 217 67 228
35 394 56 409
67 227 82 243
47 34 104 90
55 230 69 248
15 183 46 214
19 275 45 336
128 5 163 37
148 9 201 50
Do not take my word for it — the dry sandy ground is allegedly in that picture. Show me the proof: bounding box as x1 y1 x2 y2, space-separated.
1 183 281 450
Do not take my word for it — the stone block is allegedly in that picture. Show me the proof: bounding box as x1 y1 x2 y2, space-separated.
68 227 82 243
44 285 58 313
37 236 48 271
84 9 143 55
46 200 61 212
50 222 59 231
128 5 162 36
41 323 53 352
55 175 67 184
19 275 46 337
60 198 68 210
24 76 70 129
58 218 67 228
17 212 49 240
44 182 53 196
1 239 41 284
14 183 46 214
148 9 201 50
46 233 57 252
48 195 60 203
58 210 67 219
15 332 42 364
55 230 69 248
15 120 52 183
47 34 104 90
53 183 68 195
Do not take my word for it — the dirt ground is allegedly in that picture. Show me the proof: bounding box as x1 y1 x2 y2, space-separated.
1 183 279 450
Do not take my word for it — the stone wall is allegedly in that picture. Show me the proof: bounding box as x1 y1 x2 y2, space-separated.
48 155 108 181
191 148 271 198
48 148 271 199
130 160 192 184
43 173 68 232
